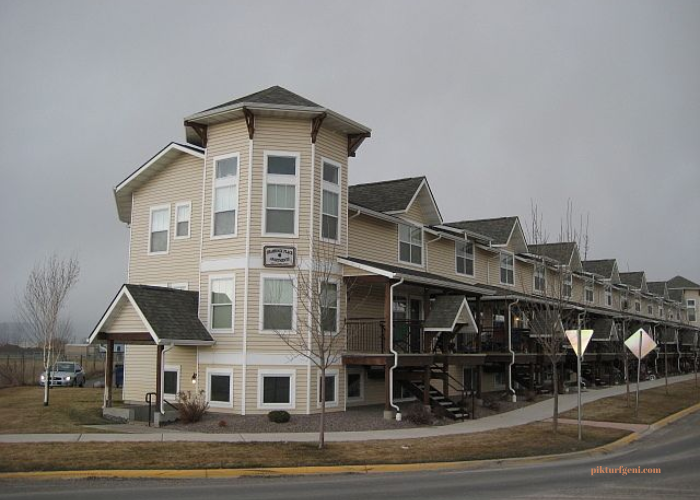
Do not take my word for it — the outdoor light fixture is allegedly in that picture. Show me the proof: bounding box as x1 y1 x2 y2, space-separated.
191 373 197 384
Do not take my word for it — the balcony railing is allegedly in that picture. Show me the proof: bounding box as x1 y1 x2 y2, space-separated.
346 319 425 354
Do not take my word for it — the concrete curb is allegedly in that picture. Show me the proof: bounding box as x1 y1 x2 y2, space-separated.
3 399 700 481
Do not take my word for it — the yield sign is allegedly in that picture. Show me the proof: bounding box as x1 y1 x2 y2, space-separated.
565 329 594 356
625 328 657 359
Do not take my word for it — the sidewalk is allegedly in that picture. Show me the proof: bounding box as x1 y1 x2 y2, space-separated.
0 374 693 444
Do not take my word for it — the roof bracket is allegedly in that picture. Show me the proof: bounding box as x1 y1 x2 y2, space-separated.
184 121 208 148
348 132 371 157
311 112 327 144
243 107 255 139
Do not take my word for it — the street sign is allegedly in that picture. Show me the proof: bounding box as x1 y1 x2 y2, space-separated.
565 329 594 356
625 328 657 359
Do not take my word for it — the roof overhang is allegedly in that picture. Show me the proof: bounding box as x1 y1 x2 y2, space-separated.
114 143 205 224
424 296 479 334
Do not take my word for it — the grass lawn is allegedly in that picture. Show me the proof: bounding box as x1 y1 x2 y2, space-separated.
0 386 118 434
561 379 700 425
0 423 628 473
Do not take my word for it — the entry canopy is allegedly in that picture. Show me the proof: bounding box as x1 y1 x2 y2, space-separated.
565 329 594 356
625 328 657 360
424 295 478 334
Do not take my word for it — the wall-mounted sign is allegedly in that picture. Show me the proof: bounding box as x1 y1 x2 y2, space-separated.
263 246 296 268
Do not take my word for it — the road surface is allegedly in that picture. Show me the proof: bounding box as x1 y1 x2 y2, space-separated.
2 412 699 500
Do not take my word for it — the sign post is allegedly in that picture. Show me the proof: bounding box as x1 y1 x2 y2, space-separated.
565 327 594 441
624 328 657 416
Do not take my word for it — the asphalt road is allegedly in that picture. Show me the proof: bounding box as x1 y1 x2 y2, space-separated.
2 412 699 500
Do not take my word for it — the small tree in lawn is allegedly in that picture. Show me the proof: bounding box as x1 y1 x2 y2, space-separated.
16 255 79 405
272 243 345 449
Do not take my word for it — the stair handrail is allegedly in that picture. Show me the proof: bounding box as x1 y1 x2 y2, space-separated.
431 363 468 420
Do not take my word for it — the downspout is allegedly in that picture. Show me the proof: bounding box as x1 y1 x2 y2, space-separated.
653 324 659 374
676 328 682 372
506 298 519 402
160 343 175 414
389 277 405 420
242 137 254 415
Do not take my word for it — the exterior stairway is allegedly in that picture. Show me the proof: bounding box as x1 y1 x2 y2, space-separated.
405 380 468 420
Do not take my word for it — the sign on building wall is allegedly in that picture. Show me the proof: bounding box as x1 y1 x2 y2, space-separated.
263 246 296 268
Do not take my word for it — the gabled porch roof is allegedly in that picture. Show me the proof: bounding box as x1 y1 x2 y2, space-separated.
424 295 478 334
88 285 215 346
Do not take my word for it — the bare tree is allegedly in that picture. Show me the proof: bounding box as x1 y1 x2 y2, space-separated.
16 255 80 405
272 243 346 449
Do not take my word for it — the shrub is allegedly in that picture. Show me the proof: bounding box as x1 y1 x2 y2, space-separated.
404 402 433 425
177 390 209 423
267 410 291 423
218 419 227 428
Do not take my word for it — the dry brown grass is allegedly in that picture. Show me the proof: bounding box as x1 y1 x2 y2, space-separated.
561 379 700 424
0 386 118 433
0 423 627 473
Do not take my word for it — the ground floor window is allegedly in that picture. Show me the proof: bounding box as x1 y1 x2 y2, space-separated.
318 370 338 407
163 366 179 398
259 370 295 409
393 382 414 401
347 369 364 402
207 369 233 408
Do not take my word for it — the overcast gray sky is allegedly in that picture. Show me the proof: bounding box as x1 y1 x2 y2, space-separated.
1 0 699 339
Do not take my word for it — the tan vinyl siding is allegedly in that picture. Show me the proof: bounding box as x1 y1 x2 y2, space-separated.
244 365 309 415
129 154 202 289
403 198 426 224
348 214 398 265
199 271 244 352
123 344 156 403
163 347 197 397
103 298 147 333
347 283 385 319
201 119 250 259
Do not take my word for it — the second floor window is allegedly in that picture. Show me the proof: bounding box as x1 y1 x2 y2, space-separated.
659 304 664 317
621 294 629 310
456 240 474 276
262 277 294 331
399 224 422 265
584 282 594 303
534 263 546 293
210 277 234 331
175 202 191 238
149 206 170 254
687 299 696 322
634 300 641 312
647 304 653 315
213 155 238 237
321 161 340 241
562 273 572 298
605 286 612 307
500 252 514 285
321 282 338 333
265 154 298 236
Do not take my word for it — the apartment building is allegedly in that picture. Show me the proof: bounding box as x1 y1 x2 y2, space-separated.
89 86 699 420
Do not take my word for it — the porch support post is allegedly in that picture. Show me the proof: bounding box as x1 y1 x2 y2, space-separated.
155 344 164 412
105 339 114 408
383 280 393 420
423 366 431 407
384 281 391 353
475 297 482 398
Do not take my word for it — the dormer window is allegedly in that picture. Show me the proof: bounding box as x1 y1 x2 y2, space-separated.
455 240 474 276
264 153 299 236
321 160 341 242
399 224 422 266
499 251 514 285
212 155 238 237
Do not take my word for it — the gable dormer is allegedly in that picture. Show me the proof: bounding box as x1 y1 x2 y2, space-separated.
582 259 621 284
444 216 527 253
619 271 647 292
527 242 581 272
647 281 670 300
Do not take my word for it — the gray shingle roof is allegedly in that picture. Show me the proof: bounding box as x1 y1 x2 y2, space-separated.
668 289 684 303
582 259 617 279
619 272 645 289
125 285 214 343
591 318 617 341
198 86 322 114
349 177 425 213
528 242 576 265
647 281 668 297
667 275 700 289
443 217 518 246
424 296 469 331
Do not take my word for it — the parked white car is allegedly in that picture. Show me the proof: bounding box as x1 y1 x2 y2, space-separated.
39 362 86 387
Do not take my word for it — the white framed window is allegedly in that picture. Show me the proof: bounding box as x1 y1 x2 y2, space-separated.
533 264 546 293
263 152 299 237
456 240 474 276
317 369 339 408
687 299 697 322
212 154 239 238
174 202 191 239
261 275 296 332
321 159 341 242
647 304 653 315
621 294 629 310
148 205 170 254
321 281 339 333
398 224 423 266
258 369 295 409
346 368 364 402
207 368 233 408
634 300 641 312
605 285 613 307
499 251 514 286
209 276 234 332
163 365 180 399
584 281 594 303
562 273 572 298
659 304 664 318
